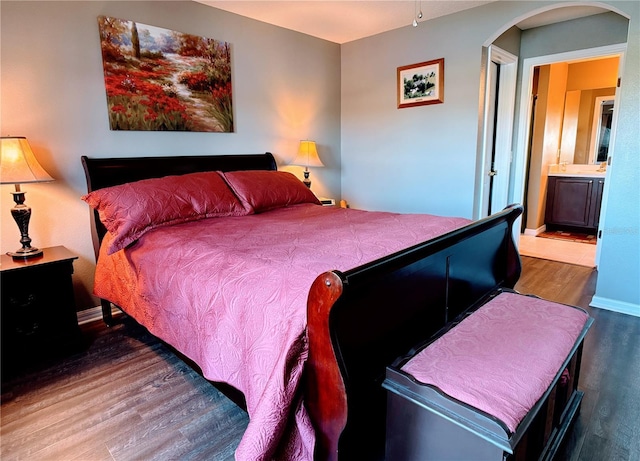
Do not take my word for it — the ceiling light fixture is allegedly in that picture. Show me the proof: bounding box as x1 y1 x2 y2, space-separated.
412 0 423 27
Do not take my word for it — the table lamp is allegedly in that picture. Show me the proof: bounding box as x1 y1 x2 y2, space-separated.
292 140 324 188
1 137 54 259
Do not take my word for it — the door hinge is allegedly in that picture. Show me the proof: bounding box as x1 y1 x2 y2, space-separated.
617 77 621 87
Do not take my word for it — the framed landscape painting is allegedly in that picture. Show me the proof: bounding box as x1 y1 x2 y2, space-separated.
397 58 444 109
98 16 233 132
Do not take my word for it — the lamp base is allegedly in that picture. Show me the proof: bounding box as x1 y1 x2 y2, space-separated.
303 170 311 188
9 189 43 260
8 247 44 260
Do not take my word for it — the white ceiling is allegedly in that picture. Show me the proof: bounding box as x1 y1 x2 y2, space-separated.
194 1 610 44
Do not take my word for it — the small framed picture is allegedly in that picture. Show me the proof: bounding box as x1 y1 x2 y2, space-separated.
397 58 444 109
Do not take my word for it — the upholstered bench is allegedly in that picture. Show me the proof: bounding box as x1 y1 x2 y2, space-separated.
383 290 593 461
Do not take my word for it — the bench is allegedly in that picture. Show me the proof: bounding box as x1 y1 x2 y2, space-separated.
383 290 593 461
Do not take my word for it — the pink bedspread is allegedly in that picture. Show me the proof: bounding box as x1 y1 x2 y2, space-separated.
93 203 469 460
401 292 589 433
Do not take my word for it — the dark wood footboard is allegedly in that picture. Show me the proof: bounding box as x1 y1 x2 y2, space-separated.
306 204 523 460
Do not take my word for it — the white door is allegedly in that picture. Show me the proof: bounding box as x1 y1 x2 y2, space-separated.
476 45 517 218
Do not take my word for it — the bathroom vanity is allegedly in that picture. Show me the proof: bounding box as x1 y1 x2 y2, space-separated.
545 164 605 233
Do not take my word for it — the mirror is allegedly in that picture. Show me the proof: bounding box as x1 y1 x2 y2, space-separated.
591 98 614 163
556 55 619 165
559 88 615 164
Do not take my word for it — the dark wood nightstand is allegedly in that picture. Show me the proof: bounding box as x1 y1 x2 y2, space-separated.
1 246 85 378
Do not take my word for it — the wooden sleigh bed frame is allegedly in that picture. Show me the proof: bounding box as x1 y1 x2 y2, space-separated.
82 152 524 460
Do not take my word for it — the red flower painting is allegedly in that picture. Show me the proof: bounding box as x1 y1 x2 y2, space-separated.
98 16 234 132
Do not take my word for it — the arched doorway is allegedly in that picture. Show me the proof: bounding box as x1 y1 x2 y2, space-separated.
476 4 630 267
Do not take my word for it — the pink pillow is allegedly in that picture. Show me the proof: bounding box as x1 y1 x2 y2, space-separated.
221 170 321 213
82 171 249 254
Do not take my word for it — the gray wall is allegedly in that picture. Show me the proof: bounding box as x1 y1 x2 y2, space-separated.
520 11 630 58
493 26 522 56
0 1 341 309
341 7 491 217
595 1 640 314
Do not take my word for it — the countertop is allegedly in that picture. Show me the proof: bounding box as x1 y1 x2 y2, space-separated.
548 164 606 178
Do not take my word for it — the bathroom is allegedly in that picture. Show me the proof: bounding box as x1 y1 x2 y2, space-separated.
520 55 619 265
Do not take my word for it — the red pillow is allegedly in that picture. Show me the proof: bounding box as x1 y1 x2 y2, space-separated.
221 170 321 213
82 171 249 254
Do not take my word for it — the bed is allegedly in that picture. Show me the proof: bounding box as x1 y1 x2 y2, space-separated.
81 152 523 461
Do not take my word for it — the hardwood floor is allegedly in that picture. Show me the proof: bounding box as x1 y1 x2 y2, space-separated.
1 318 249 460
1 256 639 460
518 233 597 268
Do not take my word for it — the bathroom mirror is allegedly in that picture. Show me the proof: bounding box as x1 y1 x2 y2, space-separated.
560 88 615 164
590 98 614 163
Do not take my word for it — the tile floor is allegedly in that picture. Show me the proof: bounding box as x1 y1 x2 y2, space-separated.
518 233 597 267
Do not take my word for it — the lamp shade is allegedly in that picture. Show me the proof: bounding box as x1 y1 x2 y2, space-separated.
1 137 54 184
292 140 324 168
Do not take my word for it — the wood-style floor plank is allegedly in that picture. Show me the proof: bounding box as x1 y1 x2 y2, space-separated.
1 256 639 460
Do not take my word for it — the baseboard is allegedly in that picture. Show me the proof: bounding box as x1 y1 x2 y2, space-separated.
524 225 546 237
590 296 640 317
76 305 122 325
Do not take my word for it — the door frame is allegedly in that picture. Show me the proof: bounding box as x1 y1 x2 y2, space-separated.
512 43 626 264
474 45 518 220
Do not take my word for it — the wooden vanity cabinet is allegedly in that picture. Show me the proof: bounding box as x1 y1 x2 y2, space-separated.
545 176 604 232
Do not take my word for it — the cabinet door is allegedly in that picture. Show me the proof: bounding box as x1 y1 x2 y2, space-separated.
548 178 594 227
1 260 82 376
590 179 605 229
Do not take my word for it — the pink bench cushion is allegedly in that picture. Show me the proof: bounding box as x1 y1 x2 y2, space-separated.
401 292 589 433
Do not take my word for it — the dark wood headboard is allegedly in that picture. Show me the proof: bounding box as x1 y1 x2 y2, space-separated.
81 152 277 259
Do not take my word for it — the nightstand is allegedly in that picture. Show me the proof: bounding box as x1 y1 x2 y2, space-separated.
1 246 84 378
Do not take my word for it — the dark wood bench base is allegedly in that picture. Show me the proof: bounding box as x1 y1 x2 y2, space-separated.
383 290 592 461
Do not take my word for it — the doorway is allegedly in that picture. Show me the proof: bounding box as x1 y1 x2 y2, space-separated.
512 44 625 266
